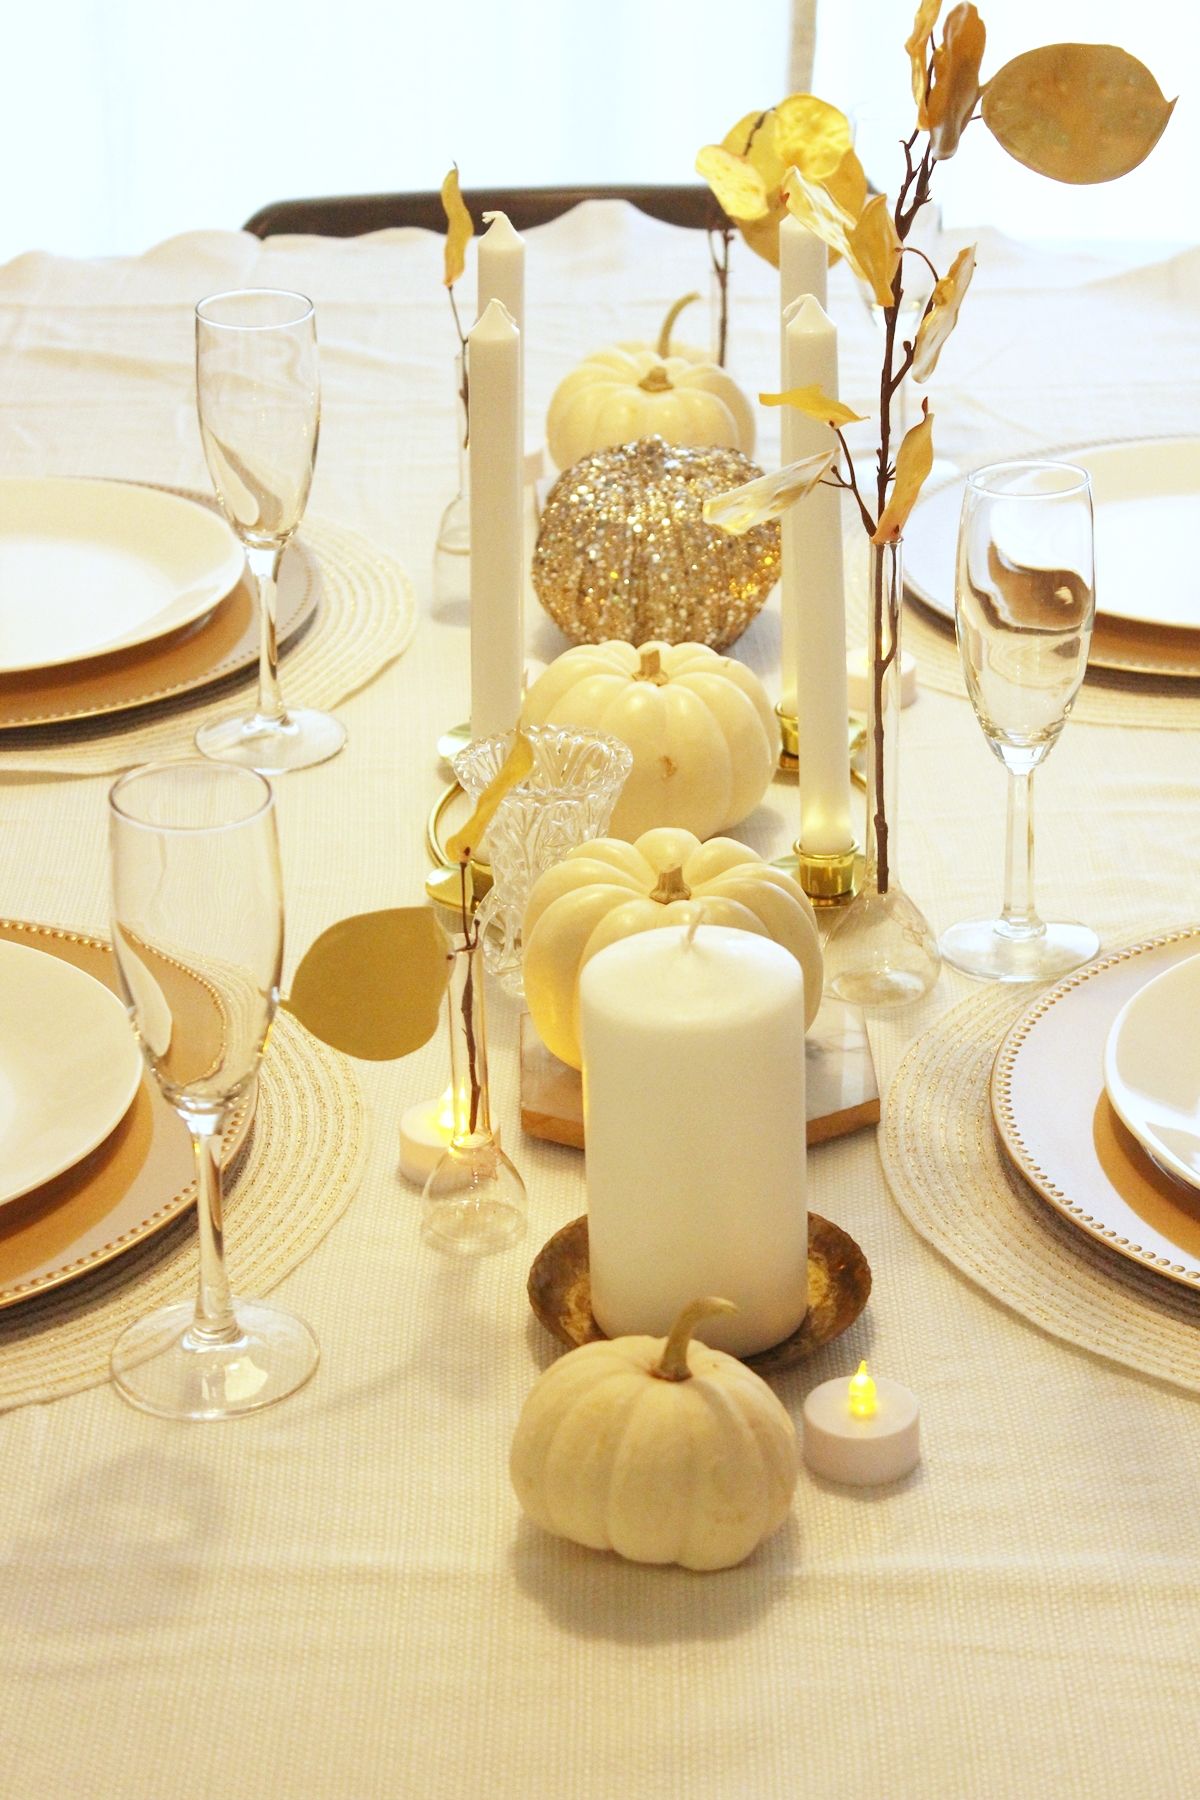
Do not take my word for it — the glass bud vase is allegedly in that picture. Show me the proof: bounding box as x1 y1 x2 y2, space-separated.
421 922 527 1254
433 352 470 607
824 537 941 1008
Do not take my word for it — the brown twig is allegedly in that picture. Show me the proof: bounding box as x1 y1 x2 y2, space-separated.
447 284 470 450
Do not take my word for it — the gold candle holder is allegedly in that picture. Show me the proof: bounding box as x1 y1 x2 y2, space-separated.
772 842 864 908
775 701 799 775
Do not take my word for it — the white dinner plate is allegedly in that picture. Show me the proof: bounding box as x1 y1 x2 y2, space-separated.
0 477 244 674
1103 952 1200 1195
904 437 1200 634
0 938 143 1206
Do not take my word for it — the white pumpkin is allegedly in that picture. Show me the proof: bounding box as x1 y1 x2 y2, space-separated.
510 1296 799 1571
524 826 822 1070
547 295 755 471
522 641 777 842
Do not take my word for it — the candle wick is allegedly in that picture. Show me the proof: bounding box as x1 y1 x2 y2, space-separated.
683 903 705 948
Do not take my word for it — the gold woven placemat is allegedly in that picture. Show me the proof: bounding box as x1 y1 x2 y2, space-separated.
843 533 1200 732
0 1011 366 1410
879 956 1200 1393
0 516 417 776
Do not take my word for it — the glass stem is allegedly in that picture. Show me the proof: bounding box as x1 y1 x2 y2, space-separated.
246 542 288 726
998 766 1044 940
185 1112 239 1345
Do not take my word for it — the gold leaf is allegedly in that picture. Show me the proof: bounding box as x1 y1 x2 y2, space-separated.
445 730 534 865
781 163 858 264
906 0 943 125
759 385 866 428
926 3 986 161
283 908 449 1061
722 109 784 187
695 144 770 222
911 244 976 382
981 45 1176 185
738 210 784 269
441 166 473 289
824 145 868 222
773 95 854 183
703 449 837 535
849 194 902 308
873 406 935 544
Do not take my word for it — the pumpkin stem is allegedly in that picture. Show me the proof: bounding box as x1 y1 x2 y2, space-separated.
636 646 669 685
655 1297 739 1382
637 364 674 395
649 865 691 905
655 291 701 360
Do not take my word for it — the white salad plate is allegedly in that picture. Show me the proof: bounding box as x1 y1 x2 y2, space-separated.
904 437 1200 634
0 476 244 674
0 938 143 1207
1104 952 1200 1196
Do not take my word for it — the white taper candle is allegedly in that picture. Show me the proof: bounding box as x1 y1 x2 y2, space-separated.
783 295 854 856
468 298 523 738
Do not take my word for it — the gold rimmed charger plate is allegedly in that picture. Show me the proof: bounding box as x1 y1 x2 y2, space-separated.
0 536 318 729
527 1213 871 1377
992 929 1200 1290
0 921 253 1308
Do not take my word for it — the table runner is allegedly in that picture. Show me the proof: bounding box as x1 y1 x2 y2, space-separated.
2 213 1200 1800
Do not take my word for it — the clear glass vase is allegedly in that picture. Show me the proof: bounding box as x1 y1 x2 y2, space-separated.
421 922 527 1255
433 351 470 607
824 538 941 1008
452 724 632 996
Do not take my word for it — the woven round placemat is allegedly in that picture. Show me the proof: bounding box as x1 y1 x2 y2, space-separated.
0 1011 366 1410
0 515 417 776
843 532 1200 732
879 954 1200 1392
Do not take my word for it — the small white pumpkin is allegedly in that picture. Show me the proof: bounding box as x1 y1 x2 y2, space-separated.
522 641 777 842
547 296 755 472
524 826 822 1070
510 1296 798 1571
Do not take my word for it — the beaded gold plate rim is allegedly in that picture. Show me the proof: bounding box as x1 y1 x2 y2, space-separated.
991 927 1200 1289
527 1212 871 1376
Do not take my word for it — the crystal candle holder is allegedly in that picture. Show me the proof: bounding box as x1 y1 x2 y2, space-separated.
452 724 632 996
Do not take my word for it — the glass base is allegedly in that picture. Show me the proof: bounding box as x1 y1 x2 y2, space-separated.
824 879 941 1010
110 1298 320 1420
939 917 1100 984
421 1139 527 1256
195 707 346 774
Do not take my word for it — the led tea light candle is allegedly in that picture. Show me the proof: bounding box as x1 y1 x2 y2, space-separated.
468 298 523 738
846 647 918 713
579 922 808 1360
802 1360 921 1485
399 1087 457 1185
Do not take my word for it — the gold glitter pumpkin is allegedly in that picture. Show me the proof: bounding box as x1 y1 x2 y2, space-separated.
532 437 780 651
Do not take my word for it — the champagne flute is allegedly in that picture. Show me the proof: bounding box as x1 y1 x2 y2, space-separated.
107 759 319 1418
940 459 1099 982
194 288 345 773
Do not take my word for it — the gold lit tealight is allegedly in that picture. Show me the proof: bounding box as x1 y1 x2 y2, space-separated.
847 1360 878 1419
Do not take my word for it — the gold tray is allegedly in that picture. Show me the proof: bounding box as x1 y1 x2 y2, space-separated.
527 1212 871 1377
0 921 252 1307
992 929 1200 1289
0 538 318 729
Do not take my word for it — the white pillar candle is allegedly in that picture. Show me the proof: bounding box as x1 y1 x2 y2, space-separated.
468 298 523 738
803 1363 921 1486
580 924 808 1359
782 295 855 856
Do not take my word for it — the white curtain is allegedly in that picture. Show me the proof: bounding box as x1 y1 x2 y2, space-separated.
0 0 1192 262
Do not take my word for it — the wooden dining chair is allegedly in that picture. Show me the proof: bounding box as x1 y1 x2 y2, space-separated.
242 185 724 239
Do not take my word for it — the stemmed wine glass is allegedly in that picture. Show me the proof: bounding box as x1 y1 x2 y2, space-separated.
939 459 1099 982
107 759 319 1418
194 288 345 773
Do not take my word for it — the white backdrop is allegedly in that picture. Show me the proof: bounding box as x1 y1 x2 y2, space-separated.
0 0 1194 262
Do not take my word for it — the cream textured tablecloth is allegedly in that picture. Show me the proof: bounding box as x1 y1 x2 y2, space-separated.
2 209 1200 1799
